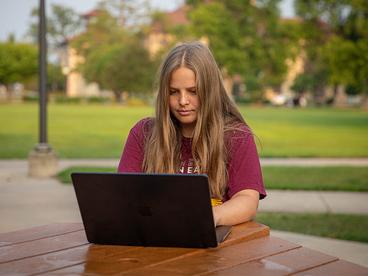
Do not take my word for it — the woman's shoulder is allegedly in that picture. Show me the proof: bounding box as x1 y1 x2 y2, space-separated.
130 117 154 138
132 117 154 129
224 121 258 160
224 121 253 140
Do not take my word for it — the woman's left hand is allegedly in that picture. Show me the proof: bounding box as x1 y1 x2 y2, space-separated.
212 206 220 227
211 189 259 226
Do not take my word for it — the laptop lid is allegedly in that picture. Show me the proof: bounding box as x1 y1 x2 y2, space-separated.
71 172 230 248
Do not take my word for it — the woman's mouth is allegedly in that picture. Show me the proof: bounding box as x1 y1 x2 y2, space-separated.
177 110 193 116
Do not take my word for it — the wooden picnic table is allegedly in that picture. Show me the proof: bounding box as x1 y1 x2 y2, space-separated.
0 221 367 275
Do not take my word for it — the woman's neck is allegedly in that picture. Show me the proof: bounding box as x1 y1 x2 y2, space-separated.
181 125 194 138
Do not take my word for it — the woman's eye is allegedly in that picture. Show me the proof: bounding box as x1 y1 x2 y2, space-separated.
169 90 178 95
188 90 196 94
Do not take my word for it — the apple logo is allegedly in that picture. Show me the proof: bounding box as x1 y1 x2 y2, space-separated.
138 205 152 216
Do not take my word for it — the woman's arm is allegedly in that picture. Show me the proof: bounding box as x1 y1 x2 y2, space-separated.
212 189 259 226
118 119 150 172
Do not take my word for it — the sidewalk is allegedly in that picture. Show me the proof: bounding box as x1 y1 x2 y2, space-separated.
0 159 367 267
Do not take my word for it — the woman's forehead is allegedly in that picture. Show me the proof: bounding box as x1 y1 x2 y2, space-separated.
169 67 196 88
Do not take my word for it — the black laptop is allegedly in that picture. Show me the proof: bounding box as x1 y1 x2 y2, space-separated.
71 172 231 248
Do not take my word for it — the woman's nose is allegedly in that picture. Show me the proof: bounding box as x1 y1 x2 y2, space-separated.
179 92 189 105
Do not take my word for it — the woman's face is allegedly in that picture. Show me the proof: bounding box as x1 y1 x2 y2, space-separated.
169 67 199 138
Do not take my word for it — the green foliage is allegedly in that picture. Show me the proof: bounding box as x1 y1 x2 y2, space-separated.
186 0 297 92
189 2 244 72
294 0 368 95
0 42 37 85
7 33 16 43
291 70 327 95
81 40 155 99
87 96 111 104
72 8 156 100
263 166 368 191
23 94 39 102
47 63 66 92
28 4 82 46
323 36 368 94
53 95 82 104
257 212 368 243
71 9 126 58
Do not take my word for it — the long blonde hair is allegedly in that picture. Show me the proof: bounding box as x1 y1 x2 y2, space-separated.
143 41 247 199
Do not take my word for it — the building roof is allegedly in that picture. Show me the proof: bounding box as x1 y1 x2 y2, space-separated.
151 5 190 33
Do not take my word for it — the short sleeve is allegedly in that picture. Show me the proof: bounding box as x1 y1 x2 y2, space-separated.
117 118 152 172
226 129 266 200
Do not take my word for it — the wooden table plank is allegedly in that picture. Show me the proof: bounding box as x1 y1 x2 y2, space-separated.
221 221 270 247
48 246 201 275
36 221 269 275
4 222 367 276
0 230 88 264
74 236 298 275
0 221 269 275
204 246 338 275
0 244 90 275
292 259 368 276
0 223 83 247
0 244 142 275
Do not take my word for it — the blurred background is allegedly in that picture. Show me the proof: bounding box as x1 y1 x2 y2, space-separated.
1 0 367 108
0 0 367 266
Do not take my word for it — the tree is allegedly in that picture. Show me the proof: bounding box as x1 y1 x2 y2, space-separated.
82 39 155 101
97 0 151 29
47 63 66 92
0 42 38 98
71 8 126 58
27 4 82 47
26 3 82 96
294 0 368 104
324 37 368 94
186 0 298 94
72 7 156 101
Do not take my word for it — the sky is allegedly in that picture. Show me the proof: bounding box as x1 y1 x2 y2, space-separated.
0 0 294 42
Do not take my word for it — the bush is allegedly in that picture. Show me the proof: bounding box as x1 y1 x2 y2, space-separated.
87 96 111 104
126 97 148 106
23 94 39 102
235 96 252 104
54 95 82 104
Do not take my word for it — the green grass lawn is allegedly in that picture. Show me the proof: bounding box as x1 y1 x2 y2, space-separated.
256 212 368 243
57 166 368 192
1 103 368 158
57 166 116 183
263 166 368 191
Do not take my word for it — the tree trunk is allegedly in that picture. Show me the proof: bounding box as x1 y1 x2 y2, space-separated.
113 90 122 103
5 84 12 101
361 94 368 111
333 85 348 108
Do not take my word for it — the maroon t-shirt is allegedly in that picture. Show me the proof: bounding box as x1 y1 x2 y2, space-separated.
118 118 266 200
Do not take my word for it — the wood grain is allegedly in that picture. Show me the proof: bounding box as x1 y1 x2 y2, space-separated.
292 259 368 276
0 223 83 247
1 222 367 276
0 230 88 264
108 236 300 275
204 246 338 275
32 221 269 275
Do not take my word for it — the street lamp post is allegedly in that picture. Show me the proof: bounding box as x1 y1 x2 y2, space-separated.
28 0 58 178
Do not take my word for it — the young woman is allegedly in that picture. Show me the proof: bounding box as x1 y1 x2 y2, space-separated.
118 41 266 226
